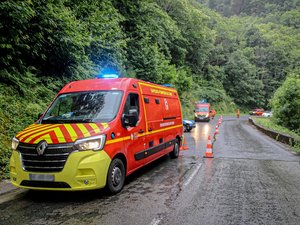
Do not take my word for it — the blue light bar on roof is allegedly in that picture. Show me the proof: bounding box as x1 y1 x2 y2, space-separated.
97 68 119 79
161 84 173 87
101 74 119 78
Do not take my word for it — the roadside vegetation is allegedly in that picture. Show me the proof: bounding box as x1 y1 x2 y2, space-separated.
0 0 299 179
271 73 300 134
253 117 300 154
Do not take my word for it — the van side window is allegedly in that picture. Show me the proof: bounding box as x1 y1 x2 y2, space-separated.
123 93 140 117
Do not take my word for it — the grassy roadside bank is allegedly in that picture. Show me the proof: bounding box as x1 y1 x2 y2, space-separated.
253 117 300 154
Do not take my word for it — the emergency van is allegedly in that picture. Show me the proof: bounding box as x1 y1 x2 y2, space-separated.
10 78 183 193
194 102 210 122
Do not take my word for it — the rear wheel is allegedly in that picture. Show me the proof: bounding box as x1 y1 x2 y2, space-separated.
106 158 125 194
170 139 179 159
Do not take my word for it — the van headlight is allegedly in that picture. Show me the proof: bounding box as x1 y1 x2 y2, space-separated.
74 135 106 151
12 137 19 150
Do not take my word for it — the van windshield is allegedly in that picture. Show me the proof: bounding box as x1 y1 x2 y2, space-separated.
195 107 209 112
41 91 123 123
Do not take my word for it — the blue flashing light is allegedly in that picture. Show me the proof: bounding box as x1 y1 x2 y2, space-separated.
161 84 173 87
196 99 208 104
97 68 119 79
101 74 119 79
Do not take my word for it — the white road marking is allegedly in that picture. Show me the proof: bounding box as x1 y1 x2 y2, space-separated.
148 163 202 225
183 163 202 187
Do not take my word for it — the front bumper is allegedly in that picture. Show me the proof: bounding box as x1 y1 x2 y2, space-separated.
194 116 210 122
10 150 111 191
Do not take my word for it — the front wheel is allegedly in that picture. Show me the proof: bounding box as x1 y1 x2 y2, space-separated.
170 139 179 159
106 158 125 194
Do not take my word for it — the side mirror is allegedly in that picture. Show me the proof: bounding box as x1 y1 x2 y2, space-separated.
122 108 138 127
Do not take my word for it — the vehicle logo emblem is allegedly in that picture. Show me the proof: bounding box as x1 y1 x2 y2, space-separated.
36 141 47 155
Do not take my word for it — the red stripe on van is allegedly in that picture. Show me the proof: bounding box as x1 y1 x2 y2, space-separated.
70 124 84 137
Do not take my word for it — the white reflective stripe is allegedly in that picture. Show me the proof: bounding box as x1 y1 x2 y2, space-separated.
183 163 202 187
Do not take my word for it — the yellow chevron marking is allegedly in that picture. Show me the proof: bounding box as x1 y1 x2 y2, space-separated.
54 127 66 143
33 134 53 144
102 123 109 129
23 124 39 131
89 123 101 134
22 124 53 133
64 124 77 141
22 125 60 143
18 124 59 140
77 124 90 137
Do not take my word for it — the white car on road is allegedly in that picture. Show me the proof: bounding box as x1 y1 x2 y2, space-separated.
262 111 272 117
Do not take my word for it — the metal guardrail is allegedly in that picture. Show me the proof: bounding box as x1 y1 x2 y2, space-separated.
248 117 297 146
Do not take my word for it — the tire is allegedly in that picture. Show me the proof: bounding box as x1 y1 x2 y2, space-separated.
106 158 125 194
170 139 179 159
186 124 191 131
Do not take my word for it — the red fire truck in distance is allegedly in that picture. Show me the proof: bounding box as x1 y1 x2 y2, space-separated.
10 77 183 194
194 102 211 122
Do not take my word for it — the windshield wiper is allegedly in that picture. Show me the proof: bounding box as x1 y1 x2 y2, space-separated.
64 118 94 123
41 118 93 124
41 119 65 124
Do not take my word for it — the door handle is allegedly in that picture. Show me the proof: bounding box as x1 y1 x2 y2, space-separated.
148 128 152 132
138 129 144 134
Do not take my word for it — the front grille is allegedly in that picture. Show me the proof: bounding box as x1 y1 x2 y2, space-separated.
20 180 71 188
17 142 75 172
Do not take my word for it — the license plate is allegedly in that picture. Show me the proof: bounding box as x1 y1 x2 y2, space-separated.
29 174 54 182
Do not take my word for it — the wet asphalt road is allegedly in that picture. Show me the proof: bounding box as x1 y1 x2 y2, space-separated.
0 116 299 225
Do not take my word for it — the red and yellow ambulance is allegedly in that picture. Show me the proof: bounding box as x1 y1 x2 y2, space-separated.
10 78 183 193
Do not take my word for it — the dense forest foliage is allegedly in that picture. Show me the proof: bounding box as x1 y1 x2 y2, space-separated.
0 0 299 178
197 0 299 17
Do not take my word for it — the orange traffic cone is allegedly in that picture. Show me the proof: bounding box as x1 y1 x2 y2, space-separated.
180 135 189 151
204 135 214 158
214 126 219 135
213 126 219 140
218 118 222 125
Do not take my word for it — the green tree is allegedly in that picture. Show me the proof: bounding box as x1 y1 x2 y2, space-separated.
224 50 264 107
271 72 300 132
157 0 215 74
66 0 127 72
113 0 191 90
0 0 93 86
198 0 300 17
